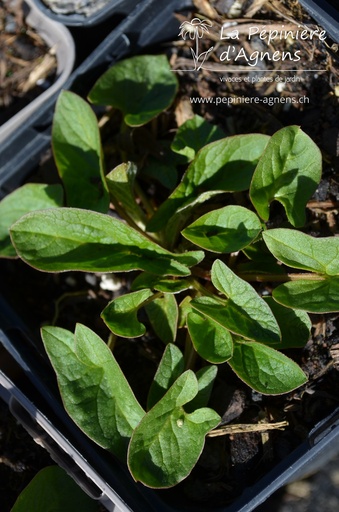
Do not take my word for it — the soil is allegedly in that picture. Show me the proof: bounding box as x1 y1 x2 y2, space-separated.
1 0 339 511
0 0 57 127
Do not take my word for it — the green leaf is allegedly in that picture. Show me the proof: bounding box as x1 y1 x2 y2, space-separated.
131 273 193 294
192 260 281 344
250 126 322 227
127 371 220 488
52 91 109 213
0 184 63 258
11 466 98 512
147 134 270 232
229 339 308 394
273 278 339 313
263 229 339 276
145 293 178 344
10 208 204 275
185 365 218 413
263 297 311 348
88 55 178 127
106 162 146 225
187 310 233 363
101 289 153 338
41 324 145 459
147 344 185 410
182 205 262 253
171 115 224 162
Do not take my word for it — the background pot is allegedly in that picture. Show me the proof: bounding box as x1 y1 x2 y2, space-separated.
0 0 75 144
30 0 145 26
299 0 339 42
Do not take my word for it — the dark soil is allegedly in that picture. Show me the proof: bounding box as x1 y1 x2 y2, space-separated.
1 0 339 511
0 0 57 126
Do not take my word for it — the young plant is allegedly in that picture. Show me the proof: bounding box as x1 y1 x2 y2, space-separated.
0 54 335 489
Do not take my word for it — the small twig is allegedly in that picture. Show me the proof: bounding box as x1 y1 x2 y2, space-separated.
207 421 289 437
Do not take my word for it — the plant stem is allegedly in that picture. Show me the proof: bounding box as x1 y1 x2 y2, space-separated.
184 332 197 371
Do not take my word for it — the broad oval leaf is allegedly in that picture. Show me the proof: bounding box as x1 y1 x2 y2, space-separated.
147 344 185 410
101 289 153 338
88 55 178 127
171 114 225 162
11 466 98 512
128 371 220 488
145 293 178 344
0 183 63 258
52 91 109 213
131 272 193 294
41 324 145 459
229 339 308 394
147 133 270 232
192 260 281 344
182 205 262 253
187 310 233 363
250 126 322 227
263 229 339 276
10 208 204 276
273 278 339 313
185 365 218 413
263 297 311 348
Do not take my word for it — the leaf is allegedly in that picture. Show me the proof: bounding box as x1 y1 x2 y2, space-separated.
263 229 339 276
11 466 98 512
263 297 311 348
273 278 339 313
101 289 153 338
127 371 220 488
182 205 262 253
171 115 224 162
88 55 178 127
147 344 185 410
147 134 270 232
52 91 109 213
185 365 218 413
131 273 193 294
187 310 233 363
145 293 178 344
228 339 308 394
250 126 322 227
10 208 204 276
0 184 63 258
106 162 146 225
192 260 281 344
41 324 145 459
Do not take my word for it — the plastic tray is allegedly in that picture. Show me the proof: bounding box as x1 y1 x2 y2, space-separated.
0 0 75 145
299 0 339 41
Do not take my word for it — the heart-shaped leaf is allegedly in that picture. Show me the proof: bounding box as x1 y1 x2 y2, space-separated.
147 344 185 410
171 114 225 162
229 339 308 394
250 126 322 227
0 184 63 258
182 205 262 253
88 55 178 127
145 293 178 344
187 310 233 363
41 324 145 459
191 260 281 344
273 278 339 313
128 371 220 488
52 91 109 213
263 229 339 276
10 208 204 276
101 289 153 338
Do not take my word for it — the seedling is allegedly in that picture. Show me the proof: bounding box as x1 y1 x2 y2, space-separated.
0 54 336 489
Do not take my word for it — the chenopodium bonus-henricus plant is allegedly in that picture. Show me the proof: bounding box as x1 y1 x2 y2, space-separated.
1 54 338 489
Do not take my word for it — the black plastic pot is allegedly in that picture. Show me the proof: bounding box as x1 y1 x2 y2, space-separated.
1 1 339 510
299 0 339 42
31 0 143 27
